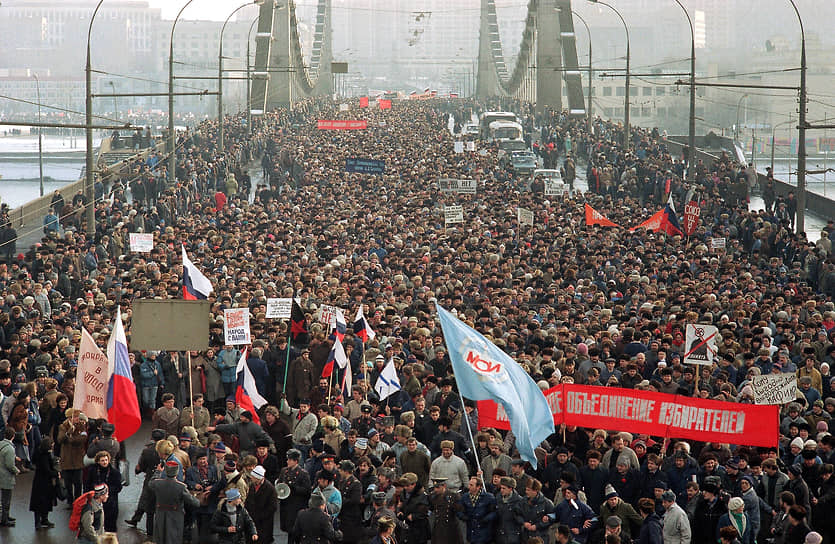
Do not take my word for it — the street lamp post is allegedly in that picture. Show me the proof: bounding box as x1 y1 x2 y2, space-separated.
169 0 196 183
247 16 259 135
771 115 793 174
33 73 44 197
219 2 259 153
590 0 630 149
735 93 749 142
85 0 105 234
571 10 593 132
671 0 696 180
787 0 807 233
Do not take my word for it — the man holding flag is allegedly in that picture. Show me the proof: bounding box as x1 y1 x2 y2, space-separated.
435 305 554 469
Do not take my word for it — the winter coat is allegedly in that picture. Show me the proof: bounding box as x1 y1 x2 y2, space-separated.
554 498 596 543
0 438 19 489
495 490 526 544
57 418 88 470
336 474 364 542
292 506 342 544
521 491 555 541
693 496 727 543
600 498 643 540
636 512 664 544
211 500 258 544
717 512 752 544
400 449 431 487
399 484 431 544
661 502 692 544
29 446 59 512
201 355 224 402
246 479 278 544
429 489 463 544
458 490 497 544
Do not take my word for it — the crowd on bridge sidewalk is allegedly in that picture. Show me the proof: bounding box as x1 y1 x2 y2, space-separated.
0 91 834 544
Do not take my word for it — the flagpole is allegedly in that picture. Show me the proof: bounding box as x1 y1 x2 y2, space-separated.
282 291 295 395
457 387 485 488
187 351 195 428
361 340 367 401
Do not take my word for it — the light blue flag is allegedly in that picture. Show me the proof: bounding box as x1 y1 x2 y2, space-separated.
436 305 554 468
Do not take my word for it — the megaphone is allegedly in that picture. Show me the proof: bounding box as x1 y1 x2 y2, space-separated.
277 482 291 500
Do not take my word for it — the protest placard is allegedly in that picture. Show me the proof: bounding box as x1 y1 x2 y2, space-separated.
223 308 251 345
129 233 154 253
683 323 718 365
453 141 464 153
517 207 534 226
345 157 385 174
438 178 477 194
752 373 797 405
711 237 726 249
444 205 464 225
265 298 292 319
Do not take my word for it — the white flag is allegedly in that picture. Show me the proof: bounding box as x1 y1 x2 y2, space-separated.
374 359 401 400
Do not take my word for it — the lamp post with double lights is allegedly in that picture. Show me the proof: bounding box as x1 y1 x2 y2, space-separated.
589 0 630 149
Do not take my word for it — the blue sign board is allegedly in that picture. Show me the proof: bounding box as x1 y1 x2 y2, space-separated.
345 157 385 174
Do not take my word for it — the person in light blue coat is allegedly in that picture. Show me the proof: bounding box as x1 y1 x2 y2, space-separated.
139 353 163 411
217 346 239 398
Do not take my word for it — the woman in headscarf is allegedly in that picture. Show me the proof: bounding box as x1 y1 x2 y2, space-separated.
84 450 122 532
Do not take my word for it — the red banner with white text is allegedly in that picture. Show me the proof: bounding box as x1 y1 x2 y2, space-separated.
317 120 368 130
478 384 778 448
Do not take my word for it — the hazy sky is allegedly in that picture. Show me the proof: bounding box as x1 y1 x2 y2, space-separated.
147 0 237 21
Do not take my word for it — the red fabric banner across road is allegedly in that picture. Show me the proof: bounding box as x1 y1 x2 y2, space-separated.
317 120 368 130
478 384 778 448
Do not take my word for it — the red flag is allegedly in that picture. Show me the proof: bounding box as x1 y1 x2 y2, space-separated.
630 204 683 236
379 99 391 110
682 200 701 235
584 203 620 227
359 96 369 108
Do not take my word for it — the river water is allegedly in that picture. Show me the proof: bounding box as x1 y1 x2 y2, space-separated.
0 135 95 208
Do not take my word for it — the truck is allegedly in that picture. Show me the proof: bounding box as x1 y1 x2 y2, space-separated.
479 111 517 140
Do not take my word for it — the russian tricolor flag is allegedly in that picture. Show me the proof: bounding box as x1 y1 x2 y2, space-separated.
333 308 347 343
322 340 351 398
106 308 141 442
181 245 213 300
353 304 375 342
235 349 267 424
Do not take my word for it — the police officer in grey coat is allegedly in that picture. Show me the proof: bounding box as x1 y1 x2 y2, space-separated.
148 460 200 544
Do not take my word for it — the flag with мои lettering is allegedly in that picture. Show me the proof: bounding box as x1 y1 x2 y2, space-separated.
436 304 554 469
106 308 141 441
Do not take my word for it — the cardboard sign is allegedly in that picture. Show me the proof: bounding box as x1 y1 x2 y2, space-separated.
129 233 154 253
479 383 779 448
444 205 464 225
466 141 476 152
223 308 251 345
752 374 798 405
318 304 339 327
317 120 367 130
683 323 718 365
345 157 385 175
517 207 534 226
439 178 477 194
265 298 292 319
454 141 464 154
683 200 701 235
339 103 349 112
544 181 566 195
711 237 726 249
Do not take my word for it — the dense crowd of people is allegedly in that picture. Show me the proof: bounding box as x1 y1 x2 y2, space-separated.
0 95 833 544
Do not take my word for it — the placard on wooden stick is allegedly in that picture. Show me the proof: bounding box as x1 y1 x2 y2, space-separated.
130 300 211 351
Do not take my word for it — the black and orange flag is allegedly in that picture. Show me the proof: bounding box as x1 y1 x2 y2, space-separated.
584 203 620 227
290 300 310 345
